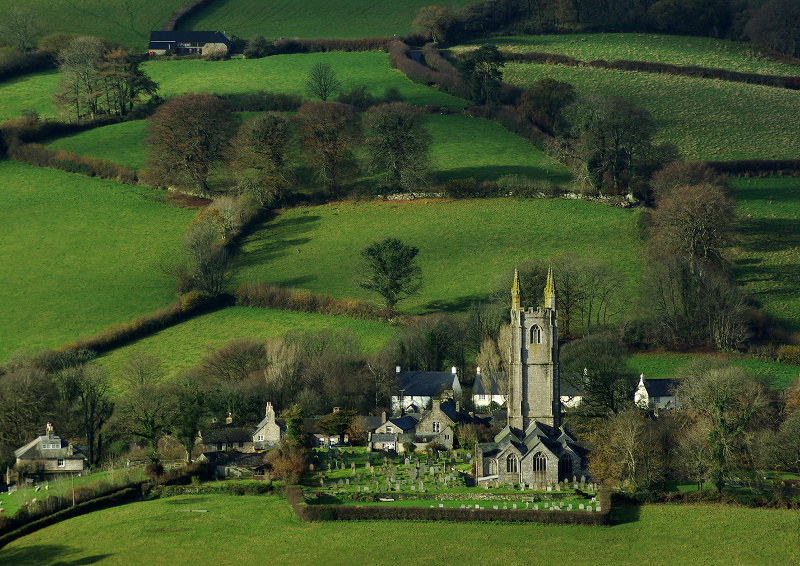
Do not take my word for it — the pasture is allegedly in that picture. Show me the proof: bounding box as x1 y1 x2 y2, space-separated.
629 352 799 388
144 52 467 109
97 306 398 384
454 33 800 76
1 494 798 566
181 0 473 40
0 161 194 362
733 177 800 335
0 0 181 48
0 70 59 122
46 120 149 169
235 198 643 314
502 62 800 161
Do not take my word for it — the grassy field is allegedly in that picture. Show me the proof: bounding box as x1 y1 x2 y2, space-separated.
733 177 800 335
629 352 799 388
145 52 467 109
0 0 181 48
181 0 473 39
0 69 60 121
235 198 643 314
46 120 150 169
2 494 799 565
502 62 800 161
97 306 398 383
0 160 194 362
454 33 800 76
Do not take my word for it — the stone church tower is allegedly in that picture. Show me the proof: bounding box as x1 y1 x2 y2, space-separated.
507 268 560 430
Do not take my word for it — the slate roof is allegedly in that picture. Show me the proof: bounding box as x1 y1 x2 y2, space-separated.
473 373 506 396
254 415 285 433
387 415 419 431
199 427 252 444
481 420 585 460
148 31 231 50
362 416 384 431
645 378 680 397
15 435 84 461
200 451 268 471
396 371 458 397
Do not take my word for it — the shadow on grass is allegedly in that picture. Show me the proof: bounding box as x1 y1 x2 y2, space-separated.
610 502 641 526
235 214 322 269
424 294 488 313
0 544 111 565
437 165 569 184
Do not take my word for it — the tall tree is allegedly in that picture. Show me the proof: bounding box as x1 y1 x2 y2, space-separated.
230 112 292 205
363 102 432 191
0 5 41 51
305 62 342 101
675 362 771 492
56 364 113 467
55 35 106 120
746 0 800 58
357 237 422 311
145 93 235 192
412 6 458 43
293 101 360 194
97 48 158 117
460 44 505 106
518 78 575 136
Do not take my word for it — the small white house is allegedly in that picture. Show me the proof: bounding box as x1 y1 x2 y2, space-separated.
391 366 462 413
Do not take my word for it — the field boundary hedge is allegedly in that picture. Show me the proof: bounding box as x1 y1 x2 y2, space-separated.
286 485 612 525
9 142 138 184
388 41 470 99
500 50 800 91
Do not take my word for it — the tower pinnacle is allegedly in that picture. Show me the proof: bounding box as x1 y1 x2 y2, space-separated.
511 267 521 311
544 266 556 310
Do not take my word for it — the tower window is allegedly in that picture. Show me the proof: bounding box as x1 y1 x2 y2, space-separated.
530 325 542 344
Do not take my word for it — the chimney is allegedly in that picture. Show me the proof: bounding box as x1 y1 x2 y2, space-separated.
46 422 54 440
451 366 457 375
476 366 481 375
456 401 461 413
381 411 387 423
225 412 233 425
265 402 275 421
395 365 401 373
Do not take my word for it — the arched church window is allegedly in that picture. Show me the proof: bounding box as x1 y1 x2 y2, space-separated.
530 325 542 344
558 454 573 481
506 454 518 473
532 452 547 473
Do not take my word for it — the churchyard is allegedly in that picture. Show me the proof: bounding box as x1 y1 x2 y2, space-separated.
301 447 601 512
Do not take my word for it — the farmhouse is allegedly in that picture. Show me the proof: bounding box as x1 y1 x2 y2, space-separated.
10 423 86 482
148 31 231 56
634 375 680 410
475 269 586 486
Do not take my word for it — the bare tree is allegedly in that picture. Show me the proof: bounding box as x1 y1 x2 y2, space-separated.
305 62 342 101
0 5 41 51
55 35 105 120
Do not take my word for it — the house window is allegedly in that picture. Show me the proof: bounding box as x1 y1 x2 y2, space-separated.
652 397 661 405
506 454 518 473
257 435 264 441
432 422 441 433
444 435 450 440
530 325 542 344
386 426 393 433
532 452 547 473
57 459 65 468
479 394 487 400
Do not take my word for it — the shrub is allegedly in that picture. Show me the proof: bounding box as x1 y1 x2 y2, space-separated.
273 37 390 54
234 282 389 320
336 85 376 111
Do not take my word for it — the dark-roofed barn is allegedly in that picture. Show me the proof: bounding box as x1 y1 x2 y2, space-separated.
148 31 231 56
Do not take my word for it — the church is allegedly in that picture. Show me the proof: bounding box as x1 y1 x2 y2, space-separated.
475 269 586 486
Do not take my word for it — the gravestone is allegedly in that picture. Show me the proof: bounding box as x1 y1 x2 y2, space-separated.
567 504 572 510
439 504 444 508
512 504 517 509
411 485 416 491
346 479 350 486
493 505 498 510
596 506 601 512
533 504 538 510
579 503 584 510
404 458 411 466
460 505 465 509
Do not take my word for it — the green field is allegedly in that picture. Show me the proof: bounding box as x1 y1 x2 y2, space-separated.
0 69 60 121
2 494 799 566
502 62 800 161
97 306 398 383
454 33 800 76
181 0 473 39
145 52 466 109
0 0 181 48
733 177 800 335
0 160 194 362
629 352 799 388
47 120 149 169
236 198 643 314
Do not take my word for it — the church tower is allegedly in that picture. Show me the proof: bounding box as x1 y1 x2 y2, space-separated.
507 268 560 430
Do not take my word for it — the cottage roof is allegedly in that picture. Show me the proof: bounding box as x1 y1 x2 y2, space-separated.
254 415 285 433
387 415 419 431
473 373 505 396
362 416 384 431
396 370 459 398
148 31 232 50
200 427 252 444
14 432 83 460
199 451 267 470
645 378 680 397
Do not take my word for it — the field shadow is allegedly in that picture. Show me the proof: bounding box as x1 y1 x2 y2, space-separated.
611 502 641 525
0 544 111 565
235 215 321 268
424 294 487 313
738 217 800 253
437 165 569 184
735 218 800 308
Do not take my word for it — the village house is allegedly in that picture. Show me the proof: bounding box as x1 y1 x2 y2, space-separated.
196 404 285 455
634 375 680 410
472 369 506 409
391 366 462 413
148 31 231 56
9 423 85 484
